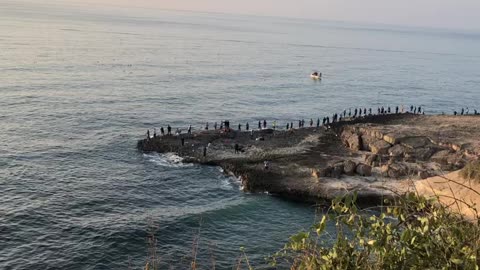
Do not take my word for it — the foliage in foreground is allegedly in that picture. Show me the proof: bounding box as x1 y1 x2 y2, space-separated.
461 160 480 182
272 193 480 270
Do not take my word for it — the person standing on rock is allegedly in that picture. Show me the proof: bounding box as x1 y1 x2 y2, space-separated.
410 105 414 112
220 122 224 130
322 117 326 125
205 122 209 130
298 120 302 128
348 108 351 117
363 108 366 115
286 123 290 130
258 121 261 129
461 108 464 115
290 122 293 129
246 122 249 131
188 125 192 134
273 120 277 130
310 119 313 127
234 143 239 154
418 106 422 114
160 127 165 136
167 125 172 135
238 123 242 131
343 110 347 117
387 107 391 114
317 118 320 127
395 106 399 114
354 108 358 118
263 120 267 129
214 122 217 130
146 129 150 140
153 128 157 138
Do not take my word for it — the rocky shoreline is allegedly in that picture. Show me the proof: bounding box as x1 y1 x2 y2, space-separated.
138 114 480 205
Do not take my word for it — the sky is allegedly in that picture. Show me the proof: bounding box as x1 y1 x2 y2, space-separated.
32 0 480 30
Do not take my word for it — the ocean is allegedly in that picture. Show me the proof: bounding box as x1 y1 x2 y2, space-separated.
1 2 479 269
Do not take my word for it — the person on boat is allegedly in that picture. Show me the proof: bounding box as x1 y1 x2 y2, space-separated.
246 122 249 131
167 125 172 135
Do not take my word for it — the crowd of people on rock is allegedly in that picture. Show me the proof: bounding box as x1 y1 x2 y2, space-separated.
144 104 480 143
453 107 479 116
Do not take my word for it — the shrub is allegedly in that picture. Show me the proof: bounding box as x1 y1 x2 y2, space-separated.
461 160 480 182
271 193 480 270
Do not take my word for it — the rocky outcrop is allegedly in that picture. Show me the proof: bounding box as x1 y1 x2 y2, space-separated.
138 114 480 204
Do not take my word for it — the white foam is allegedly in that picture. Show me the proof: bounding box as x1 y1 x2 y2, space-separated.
144 153 193 168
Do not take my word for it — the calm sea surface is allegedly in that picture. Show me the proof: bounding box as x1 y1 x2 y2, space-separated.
1 2 480 269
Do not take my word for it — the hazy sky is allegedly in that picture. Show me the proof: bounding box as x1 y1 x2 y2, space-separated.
38 0 480 30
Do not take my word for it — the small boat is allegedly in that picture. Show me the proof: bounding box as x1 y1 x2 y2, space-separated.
310 71 322 80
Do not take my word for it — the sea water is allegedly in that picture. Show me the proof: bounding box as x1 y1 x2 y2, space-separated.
1 2 480 269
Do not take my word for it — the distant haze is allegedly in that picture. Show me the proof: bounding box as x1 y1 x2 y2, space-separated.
19 0 480 30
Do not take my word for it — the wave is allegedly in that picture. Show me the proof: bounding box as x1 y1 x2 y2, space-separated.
143 153 193 168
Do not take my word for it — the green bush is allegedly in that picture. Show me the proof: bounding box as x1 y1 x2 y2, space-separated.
461 160 480 182
271 193 480 270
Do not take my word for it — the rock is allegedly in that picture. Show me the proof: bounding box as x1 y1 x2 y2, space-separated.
430 150 451 164
356 163 372 176
383 133 400 145
418 170 429 179
365 154 378 166
414 147 436 161
332 164 344 179
316 166 332 177
360 134 376 151
370 140 392 155
400 136 430 149
388 144 407 157
347 134 361 151
343 160 357 176
382 163 409 179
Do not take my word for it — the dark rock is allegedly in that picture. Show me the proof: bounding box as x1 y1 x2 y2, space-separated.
365 154 379 166
414 147 436 161
388 144 407 157
344 160 357 176
400 136 430 149
356 163 372 176
418 170 429 179
430 150 452 164
332 164 344 179
360 134 376 151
